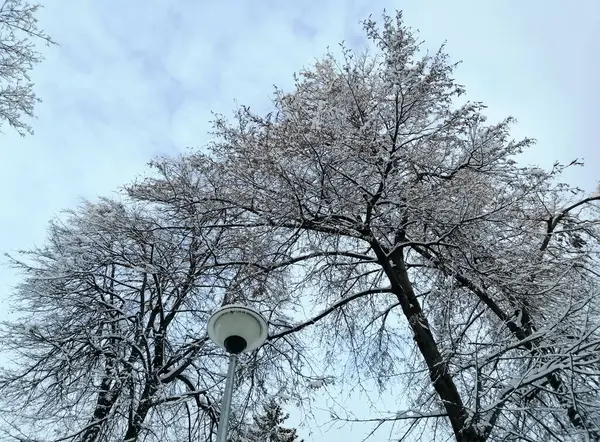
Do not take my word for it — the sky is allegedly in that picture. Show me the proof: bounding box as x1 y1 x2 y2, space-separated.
0 0 598 441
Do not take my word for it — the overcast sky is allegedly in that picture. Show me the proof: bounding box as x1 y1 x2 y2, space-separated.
0 1 598 441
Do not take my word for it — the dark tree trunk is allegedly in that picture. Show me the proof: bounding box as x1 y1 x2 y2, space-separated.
80 382 119 441
372 240 486 442
124 319 165 441
123 381 158 441
79 355 124 442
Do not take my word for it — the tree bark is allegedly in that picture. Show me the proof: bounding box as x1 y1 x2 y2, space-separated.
124 315 165 441
371 240 485 442
123 381 158 441
79 374 121 442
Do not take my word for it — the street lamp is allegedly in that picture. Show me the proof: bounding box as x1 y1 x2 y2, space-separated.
208 304 268 442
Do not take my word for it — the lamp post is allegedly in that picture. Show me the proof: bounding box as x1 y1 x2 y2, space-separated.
207 304 268 442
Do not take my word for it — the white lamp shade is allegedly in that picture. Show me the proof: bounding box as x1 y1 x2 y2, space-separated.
207 304 268 353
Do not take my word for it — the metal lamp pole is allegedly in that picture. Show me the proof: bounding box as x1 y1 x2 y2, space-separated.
216 354 238 442
207 305 268 442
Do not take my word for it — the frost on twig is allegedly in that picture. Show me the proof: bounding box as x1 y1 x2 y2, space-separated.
0 0 55 136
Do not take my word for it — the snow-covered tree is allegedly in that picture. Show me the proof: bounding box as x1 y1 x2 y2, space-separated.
1 10 600 442
0 0 54 136
0 197 304 441
131 12 600 441
235 399 303 442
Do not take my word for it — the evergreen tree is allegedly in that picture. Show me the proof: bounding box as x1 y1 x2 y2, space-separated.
243 399 303 442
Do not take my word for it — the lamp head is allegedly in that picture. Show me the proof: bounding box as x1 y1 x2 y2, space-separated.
207 304 268 354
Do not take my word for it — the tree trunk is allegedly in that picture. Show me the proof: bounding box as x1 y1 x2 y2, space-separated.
79 376 120 442
123 381 158 441
371 240 485 442
124 321 165 441
79 353 127 442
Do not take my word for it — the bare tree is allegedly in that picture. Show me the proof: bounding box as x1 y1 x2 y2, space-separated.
0 0 54 136
130 12 600 441
0 195 307 441
2 10 600 442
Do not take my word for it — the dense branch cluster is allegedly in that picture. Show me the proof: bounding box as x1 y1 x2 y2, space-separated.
0 0 53 136
1 11 599 442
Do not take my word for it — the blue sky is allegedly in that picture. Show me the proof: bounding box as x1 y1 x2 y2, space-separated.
0 1 598 441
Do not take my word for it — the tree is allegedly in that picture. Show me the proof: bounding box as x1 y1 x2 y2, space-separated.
0 0 54 136
137 12 600 440
0 196 304 442
235 398 303 442
1 10 600 442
